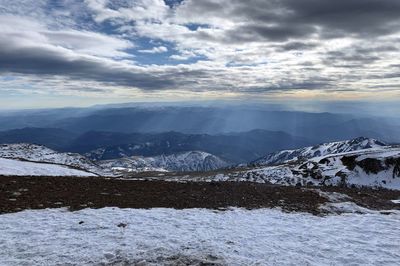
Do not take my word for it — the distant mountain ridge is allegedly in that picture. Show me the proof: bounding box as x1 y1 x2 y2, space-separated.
0 127 76 150
79 129 311 163
1 127 395 164
0 106 399 143
0 127 312 163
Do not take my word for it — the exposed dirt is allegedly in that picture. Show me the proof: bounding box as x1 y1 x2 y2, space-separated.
320 186 400 211
1 175 399 215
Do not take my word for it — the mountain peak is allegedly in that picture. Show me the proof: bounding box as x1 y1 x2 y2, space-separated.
252 137 388 166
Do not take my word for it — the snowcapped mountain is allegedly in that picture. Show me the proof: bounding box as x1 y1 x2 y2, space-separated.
251 137 387 166
0 143 109 176
0 144 228 176
241 146 400 189
187 145 400 190
99 151 229 173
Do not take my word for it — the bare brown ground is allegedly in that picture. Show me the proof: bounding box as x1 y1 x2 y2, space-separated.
1 175 399 215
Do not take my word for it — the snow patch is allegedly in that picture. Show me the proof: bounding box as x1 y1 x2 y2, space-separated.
0 207 399 265
0 158 95 177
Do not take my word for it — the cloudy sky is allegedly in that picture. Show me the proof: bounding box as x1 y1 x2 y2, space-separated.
1 0 400 108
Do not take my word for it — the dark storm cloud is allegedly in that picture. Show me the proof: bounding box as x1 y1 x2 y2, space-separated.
68 87 106 93
324 51 381 64
284 0 400 37
243 78 335 94
353 45 399 54
320 43 400 69
0 43 176 90
0 36 232 93
279 42 319 51
225 24 316 43
187 0 400 43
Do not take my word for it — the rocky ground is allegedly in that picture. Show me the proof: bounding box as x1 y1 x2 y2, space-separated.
1 175 400 215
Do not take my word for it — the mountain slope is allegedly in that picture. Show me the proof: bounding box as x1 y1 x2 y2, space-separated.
0 143 108 176
242 147 400 189
0 158 96 177
252 137 387 166
99 151 229 173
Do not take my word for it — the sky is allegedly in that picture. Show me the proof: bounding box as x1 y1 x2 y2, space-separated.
1 0 400 109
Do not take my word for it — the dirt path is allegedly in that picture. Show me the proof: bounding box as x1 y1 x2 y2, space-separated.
1 176 399 215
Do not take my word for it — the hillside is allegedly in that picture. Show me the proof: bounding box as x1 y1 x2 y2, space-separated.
0 143 108 176
0 158 96 177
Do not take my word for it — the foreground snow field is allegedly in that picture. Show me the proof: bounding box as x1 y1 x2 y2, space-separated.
1 208 399 265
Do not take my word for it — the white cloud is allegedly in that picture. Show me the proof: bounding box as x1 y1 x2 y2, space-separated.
138 46 168 53
84 0 169 23
0 0 400 105
0 14 134 58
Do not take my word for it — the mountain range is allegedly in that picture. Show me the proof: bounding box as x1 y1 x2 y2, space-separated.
0 144 228 175
173 139 400 190
1 138 399 190
0 128 312 163
1 106 399 143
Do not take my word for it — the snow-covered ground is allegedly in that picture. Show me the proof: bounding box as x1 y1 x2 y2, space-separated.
1 207 399 265
0 158 96 177
0 143 109 176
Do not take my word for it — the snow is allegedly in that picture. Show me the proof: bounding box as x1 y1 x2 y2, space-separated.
319 202 379 214
309 146 400 163
0 207 399 265
315 190 400 214
182 146 400 190
0 143 109 176
0 158 96 177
